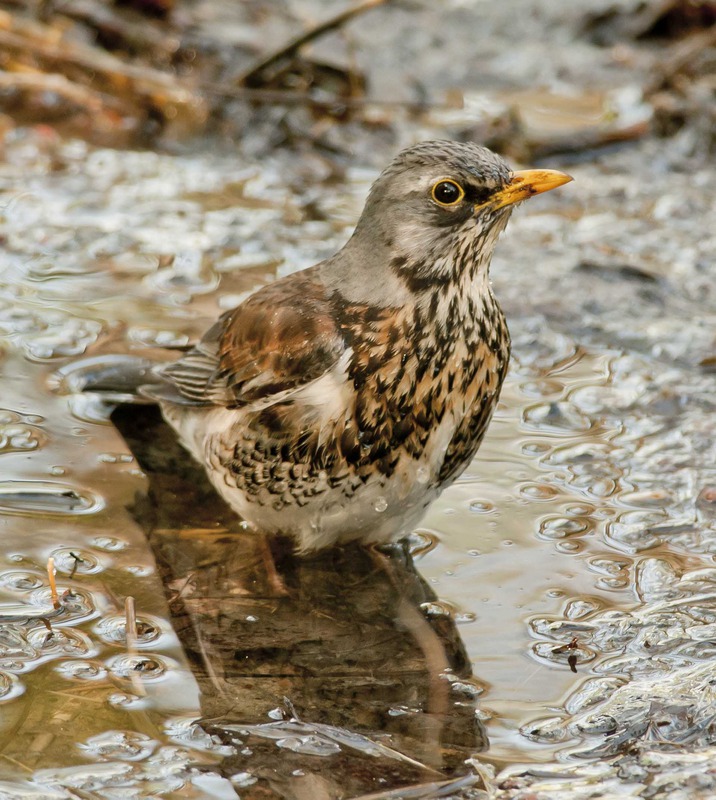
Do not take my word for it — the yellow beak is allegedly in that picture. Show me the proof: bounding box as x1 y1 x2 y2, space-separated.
482 169 573 211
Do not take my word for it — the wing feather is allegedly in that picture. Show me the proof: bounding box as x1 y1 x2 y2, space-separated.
143 268 346 409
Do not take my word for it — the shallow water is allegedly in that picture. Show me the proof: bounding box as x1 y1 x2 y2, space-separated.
0 123 715 797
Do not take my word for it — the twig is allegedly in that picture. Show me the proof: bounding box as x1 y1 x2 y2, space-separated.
648 25 716 91
0 71 124 114
39 616 54 646
125 595 138 652
46 557 60 609
238 0 389 86
0 754 33 774
203 82 458 112
68 551 84 580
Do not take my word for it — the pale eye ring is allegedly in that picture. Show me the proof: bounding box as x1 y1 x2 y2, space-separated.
431 179 465 207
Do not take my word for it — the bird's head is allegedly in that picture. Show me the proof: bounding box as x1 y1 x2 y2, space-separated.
350 140 572 292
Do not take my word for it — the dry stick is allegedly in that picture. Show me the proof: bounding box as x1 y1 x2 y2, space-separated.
648 25 716 91
119 605 164 741
125 595 138 652
68 551 84 580
0 71 125 114
238 0 389 86
46 557 60 609
39 616 54 647
203 83 458 112
124 595 147 700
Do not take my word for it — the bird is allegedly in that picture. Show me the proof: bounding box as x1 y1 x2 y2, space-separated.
143 140 572 553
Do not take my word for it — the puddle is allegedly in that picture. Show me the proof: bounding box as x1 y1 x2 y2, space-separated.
0 96 714 796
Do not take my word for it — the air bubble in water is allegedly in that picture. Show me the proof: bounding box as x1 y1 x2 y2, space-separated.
78 730 158 761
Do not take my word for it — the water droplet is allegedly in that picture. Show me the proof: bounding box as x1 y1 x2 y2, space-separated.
555 540 582 553
373 496 388 513
405 530 438 557
0 571 43 591
123 564 153 576
90 536 128 551
50 548 102 576
0 625 36 661
0 670 23 701
231 773 258 788
564 598 602 620
29 587 96 621
0 411 19 426
420 601 452 618
107 691 144 709
532 640 596 668
98 452 134 464
277 735 341 757
544 442 613 466
521 441 551 456
523 402 592 433
0 423 46 453
95 614 161 647
520 716 568 743
129 328 190 348
27 627 92 658
107 653 169 681
79 730 158 761
0 481 102 516
588 557 630 576
596 576 629 591
519 379 564 397
519 483 559 501
584 477 618 498
538 516 589 540
619 489 672 508
56 660 107 681
469 500 495 514
565 503 594 516
165 716 237 755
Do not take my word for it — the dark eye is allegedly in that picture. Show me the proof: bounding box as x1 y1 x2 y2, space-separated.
431 179 465 207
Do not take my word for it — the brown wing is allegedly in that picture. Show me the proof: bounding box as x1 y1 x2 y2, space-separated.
147 268 345 408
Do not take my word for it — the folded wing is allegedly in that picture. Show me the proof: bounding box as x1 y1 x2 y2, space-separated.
144 268 346 409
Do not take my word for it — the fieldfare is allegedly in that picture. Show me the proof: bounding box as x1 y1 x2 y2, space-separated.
145 140 571 552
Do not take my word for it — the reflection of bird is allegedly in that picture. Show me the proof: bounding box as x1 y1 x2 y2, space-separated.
145 141 571 552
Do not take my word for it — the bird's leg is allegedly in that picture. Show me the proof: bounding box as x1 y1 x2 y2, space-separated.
257 534 290 597
367 542 450 768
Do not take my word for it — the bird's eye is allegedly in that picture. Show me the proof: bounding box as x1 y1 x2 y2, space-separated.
431 179 465 207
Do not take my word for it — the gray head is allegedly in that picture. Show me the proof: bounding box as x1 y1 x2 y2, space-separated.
334 140 570 296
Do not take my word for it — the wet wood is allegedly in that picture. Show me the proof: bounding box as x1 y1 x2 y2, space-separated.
112 404 486 798
0 8 207 143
